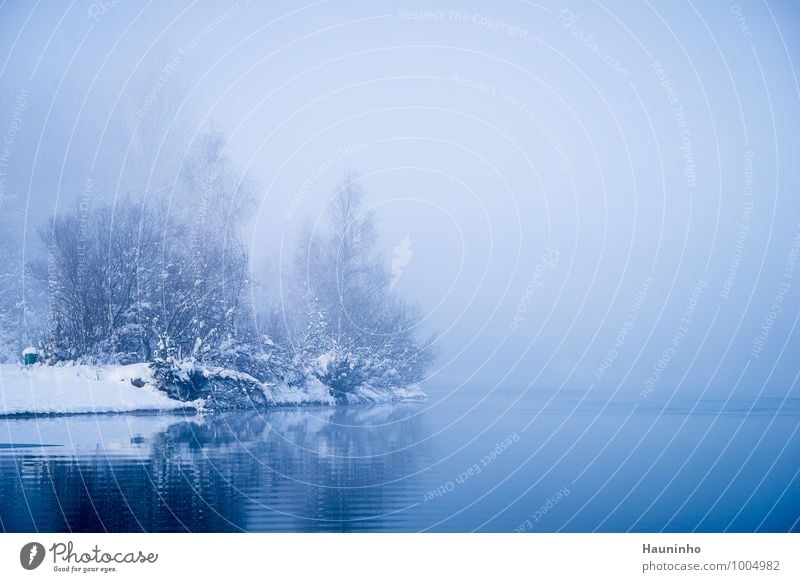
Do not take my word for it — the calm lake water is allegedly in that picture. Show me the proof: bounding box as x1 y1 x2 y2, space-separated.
1 385 798 532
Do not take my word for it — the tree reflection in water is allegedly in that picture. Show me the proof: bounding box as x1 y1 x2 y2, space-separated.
0 404 431 532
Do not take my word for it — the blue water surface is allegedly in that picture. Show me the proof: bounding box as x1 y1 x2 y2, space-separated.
0 384 798 532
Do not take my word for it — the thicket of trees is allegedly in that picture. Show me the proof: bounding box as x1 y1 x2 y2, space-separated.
35 132 250 365
0 135 433 401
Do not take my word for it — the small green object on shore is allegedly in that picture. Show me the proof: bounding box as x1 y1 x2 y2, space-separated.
22 347 39 365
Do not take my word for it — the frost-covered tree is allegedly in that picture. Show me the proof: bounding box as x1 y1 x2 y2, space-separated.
0 212 21 361
153 130 252 361
291 173 434 399
37 131 253 364
38 198 160 361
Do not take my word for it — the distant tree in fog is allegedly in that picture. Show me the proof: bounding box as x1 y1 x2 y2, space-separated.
290 173 434 399
0 191 44 362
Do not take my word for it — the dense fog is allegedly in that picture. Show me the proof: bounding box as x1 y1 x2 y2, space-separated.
1 0 799 401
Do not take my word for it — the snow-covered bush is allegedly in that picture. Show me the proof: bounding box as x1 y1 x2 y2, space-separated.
213 335 305 387
311 344 370 402
149 358 206 401
149 357 271 411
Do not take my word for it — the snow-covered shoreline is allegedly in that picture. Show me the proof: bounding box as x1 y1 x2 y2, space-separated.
0 362 426 417
0 363 199 417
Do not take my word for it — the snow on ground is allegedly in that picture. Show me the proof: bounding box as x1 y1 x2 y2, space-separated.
265 377 336 406
0 362 427 417
382 384 427 402
0 363 197 416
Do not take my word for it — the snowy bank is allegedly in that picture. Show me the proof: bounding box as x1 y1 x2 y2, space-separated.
151 359 427 410
0 363 198 417
0 361 426 417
